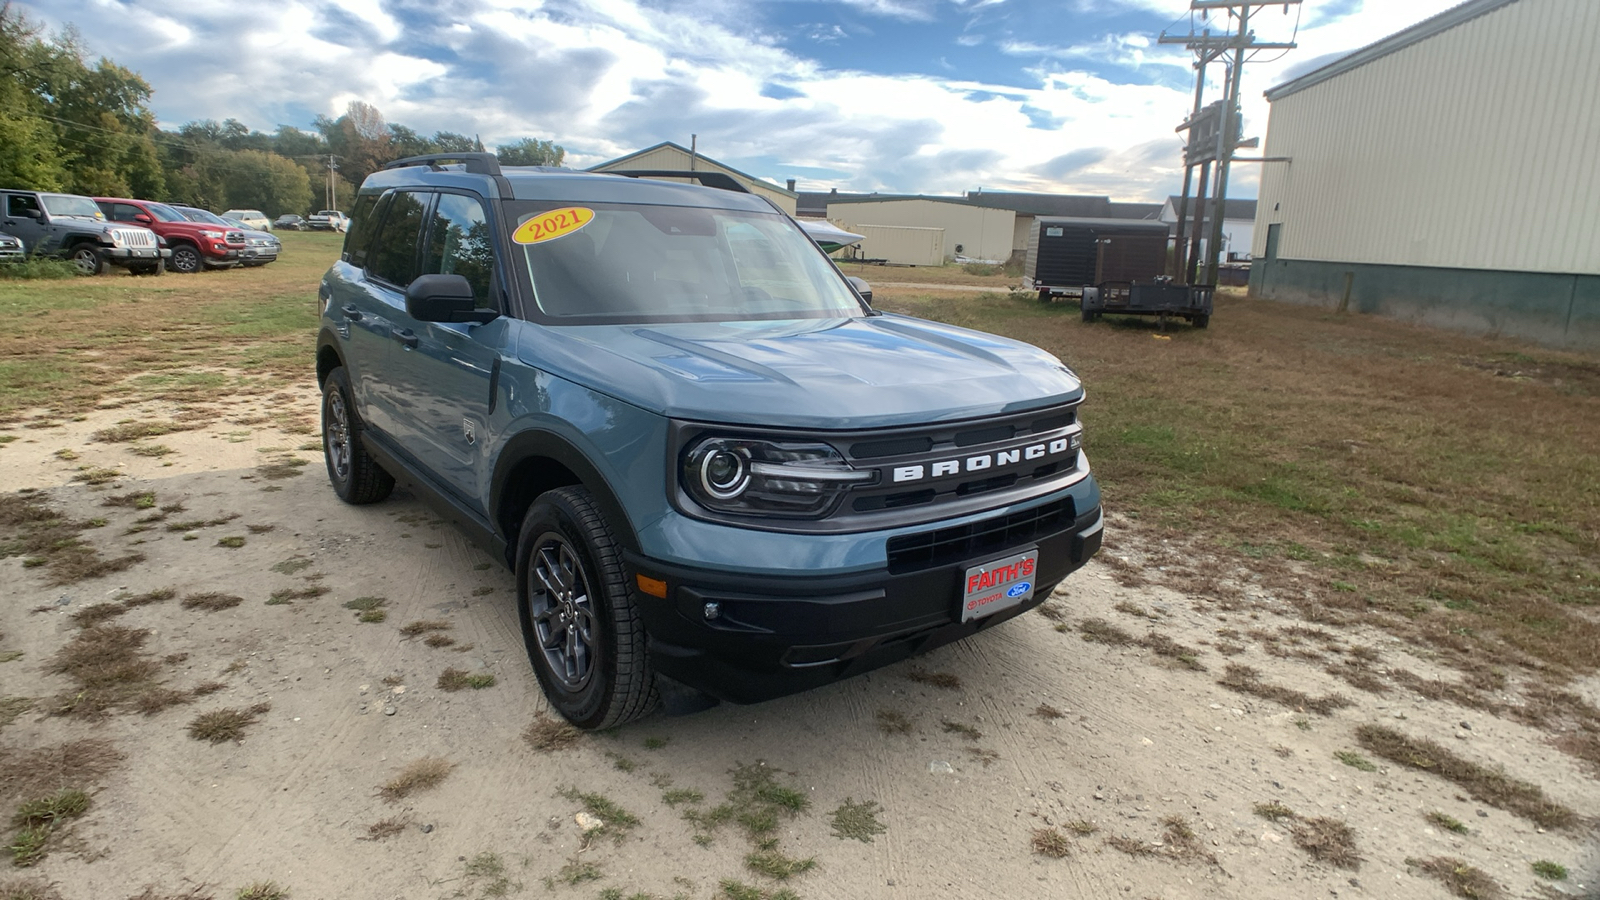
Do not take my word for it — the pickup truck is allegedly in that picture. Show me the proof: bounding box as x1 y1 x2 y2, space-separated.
307 210 350 232
95 197 246 273
316 154 1103 729
0 189 169 275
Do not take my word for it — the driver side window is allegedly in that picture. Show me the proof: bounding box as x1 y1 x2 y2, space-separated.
7 195 39 217
422 193 496 310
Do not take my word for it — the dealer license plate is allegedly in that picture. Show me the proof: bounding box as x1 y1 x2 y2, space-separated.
960 549 1039 623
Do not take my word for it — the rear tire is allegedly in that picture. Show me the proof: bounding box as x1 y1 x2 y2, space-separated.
320 367 394 505
516 486 658 730
69 244 110 276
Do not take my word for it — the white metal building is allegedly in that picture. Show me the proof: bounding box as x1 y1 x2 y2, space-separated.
589 141 799 215
1251 0 1600 349
826 196 1016 263
1159 197 1256 262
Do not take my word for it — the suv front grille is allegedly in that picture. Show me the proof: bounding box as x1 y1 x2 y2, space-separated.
111 228 156 248
886 497 1077 574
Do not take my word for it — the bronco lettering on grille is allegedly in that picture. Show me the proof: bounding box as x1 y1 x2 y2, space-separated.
888 433 1079 484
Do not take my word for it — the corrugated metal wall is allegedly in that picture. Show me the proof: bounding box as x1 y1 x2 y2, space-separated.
853 224 946 266
1253 0 1600 274
828 199 1015 262
595 146 798 214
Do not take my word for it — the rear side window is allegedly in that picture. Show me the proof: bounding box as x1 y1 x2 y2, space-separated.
421 193 496 310
342 194 381 266
366 191 430 288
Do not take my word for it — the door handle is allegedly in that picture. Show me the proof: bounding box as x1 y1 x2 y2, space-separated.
340 304 362 320
391 328 418 349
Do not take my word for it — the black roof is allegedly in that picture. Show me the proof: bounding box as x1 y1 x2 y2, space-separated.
1167 196 1257 221
964 191 1111 218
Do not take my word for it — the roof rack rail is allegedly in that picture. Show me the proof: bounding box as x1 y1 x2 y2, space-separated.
609 170 751 194
381 152 503 177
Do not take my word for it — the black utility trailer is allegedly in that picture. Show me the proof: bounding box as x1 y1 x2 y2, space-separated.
1022 217 1213 328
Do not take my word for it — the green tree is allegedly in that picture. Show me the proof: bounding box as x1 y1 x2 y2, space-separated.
496 137 565 167
0 5 70 190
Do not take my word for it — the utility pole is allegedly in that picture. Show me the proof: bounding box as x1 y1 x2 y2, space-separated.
326 155 339 211
1161 1 1298 286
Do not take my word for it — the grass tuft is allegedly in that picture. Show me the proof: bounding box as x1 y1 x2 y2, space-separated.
1290 816 1361 869
1335 750 1378 772
1031 827 1071 858
234 882 288 900
523 714 582 752
875 709 913 734
1425 811 1469 834
398 619 451 638
905 668 961 690
1218 664 1351 716
437 668 495 692
187 704 271 743
1530 860 1567 881
829 798 886 843
1407 856 1504 900
379 757 454 802
1253 801 1296 822
743 849 816 880
364 817 409 841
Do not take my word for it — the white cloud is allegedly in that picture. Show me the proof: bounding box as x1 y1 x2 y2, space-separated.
17 0 1468 200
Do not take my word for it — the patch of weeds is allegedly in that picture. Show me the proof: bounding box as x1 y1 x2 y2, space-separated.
246 524 275 535
558 787 639 844
91 421 190 443
70 467 123 486
1105 835 1156 856
1031 827 1071 858
453 852 520 899
0 877 64 900
1356 725 1576 829
550 859 601 886
1407 856 1504 900
359 610 387 623
423 634 456 648
1032 704 1065 719
875 709 913 734
1335 750 1378 772
364 817 409 841
0 493 145 586
8 787 91 867
906 668 961 690
128 444 174 458
270 557 312 575
437 668 495 692
70 602 129 628
102 491 156 509
0 697 35 732
181 592 244 612
523 714 582 752
663 789 704 807
399 619 451 638
234 882 287 900
1425 811 1469 834
52 449 78 462
165 514 238 532
964 747 1000 768
1531 860 1567 881
643 736 668 750
379 757 454 802
1253 801 1296 822
605 751 638 773
9 826 51 868
718 881 799 900
266 586 327 605
1142 631 1206 671
343 597 387 622
829 798 885 843
1218 664 1351 716
187 703 271 744
255 457 308 480
216 536 246 549
1065 820 1097 836
1290 817 1361 869
1078 617 1135 645
941 719 982 740
45 624 177 717
1114 600 1158 619
744 849 815 880
470 586 494 596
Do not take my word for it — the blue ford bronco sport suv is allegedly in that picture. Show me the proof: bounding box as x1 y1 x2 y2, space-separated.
316 153 1103 729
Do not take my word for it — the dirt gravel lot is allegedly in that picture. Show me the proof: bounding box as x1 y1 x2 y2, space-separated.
2 387 1596 900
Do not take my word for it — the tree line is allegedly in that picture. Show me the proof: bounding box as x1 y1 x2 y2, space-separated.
0 3 564 216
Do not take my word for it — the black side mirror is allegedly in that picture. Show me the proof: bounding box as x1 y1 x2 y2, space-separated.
405 274 498 324
846 275 873 307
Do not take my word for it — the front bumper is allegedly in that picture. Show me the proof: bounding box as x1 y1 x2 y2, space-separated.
627 499 1103 704
0 246 24 263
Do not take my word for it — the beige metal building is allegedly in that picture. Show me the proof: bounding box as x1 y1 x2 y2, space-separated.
1251 0 1600 349
852 224 946 267
588 141 799 215
826 197 1016 263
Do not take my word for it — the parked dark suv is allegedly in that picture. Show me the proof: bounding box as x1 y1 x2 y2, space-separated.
316 153 1103 729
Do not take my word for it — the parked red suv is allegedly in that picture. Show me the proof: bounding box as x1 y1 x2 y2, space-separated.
94 197 245 273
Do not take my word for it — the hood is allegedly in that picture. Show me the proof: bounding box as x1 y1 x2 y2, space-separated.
516 313 1082 430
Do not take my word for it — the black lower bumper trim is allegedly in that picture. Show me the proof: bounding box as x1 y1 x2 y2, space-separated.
627 506 1103 704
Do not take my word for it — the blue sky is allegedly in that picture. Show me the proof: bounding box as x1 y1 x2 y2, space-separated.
25 0 1462 200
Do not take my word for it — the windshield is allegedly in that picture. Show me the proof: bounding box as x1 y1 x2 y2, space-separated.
179 208 231 226
143 203 188 223
514 203 864 323
40 194 103 218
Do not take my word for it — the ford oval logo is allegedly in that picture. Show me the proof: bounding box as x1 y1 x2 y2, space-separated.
1006 582 1031 598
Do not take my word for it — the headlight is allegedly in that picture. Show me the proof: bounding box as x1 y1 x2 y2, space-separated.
199 229 223 238
105 232 125 248
682 437 876 517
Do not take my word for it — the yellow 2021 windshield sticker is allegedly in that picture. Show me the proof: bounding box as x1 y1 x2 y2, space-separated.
513 207 595 245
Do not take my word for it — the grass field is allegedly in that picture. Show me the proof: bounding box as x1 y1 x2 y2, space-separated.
4 243 1597 692
876 287 1600 685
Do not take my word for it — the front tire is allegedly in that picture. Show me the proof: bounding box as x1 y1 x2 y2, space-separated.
168 244 202 274
69 245 110 276
516 486 657 730
320 367 394 504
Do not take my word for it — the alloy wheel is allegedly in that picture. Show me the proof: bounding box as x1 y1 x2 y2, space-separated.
527 534 598 691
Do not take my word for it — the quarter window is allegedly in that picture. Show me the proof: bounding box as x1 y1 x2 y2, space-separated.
342 193 380 266
367 191 430 288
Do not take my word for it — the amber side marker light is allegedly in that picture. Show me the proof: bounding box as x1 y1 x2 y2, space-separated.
635 574 668 598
